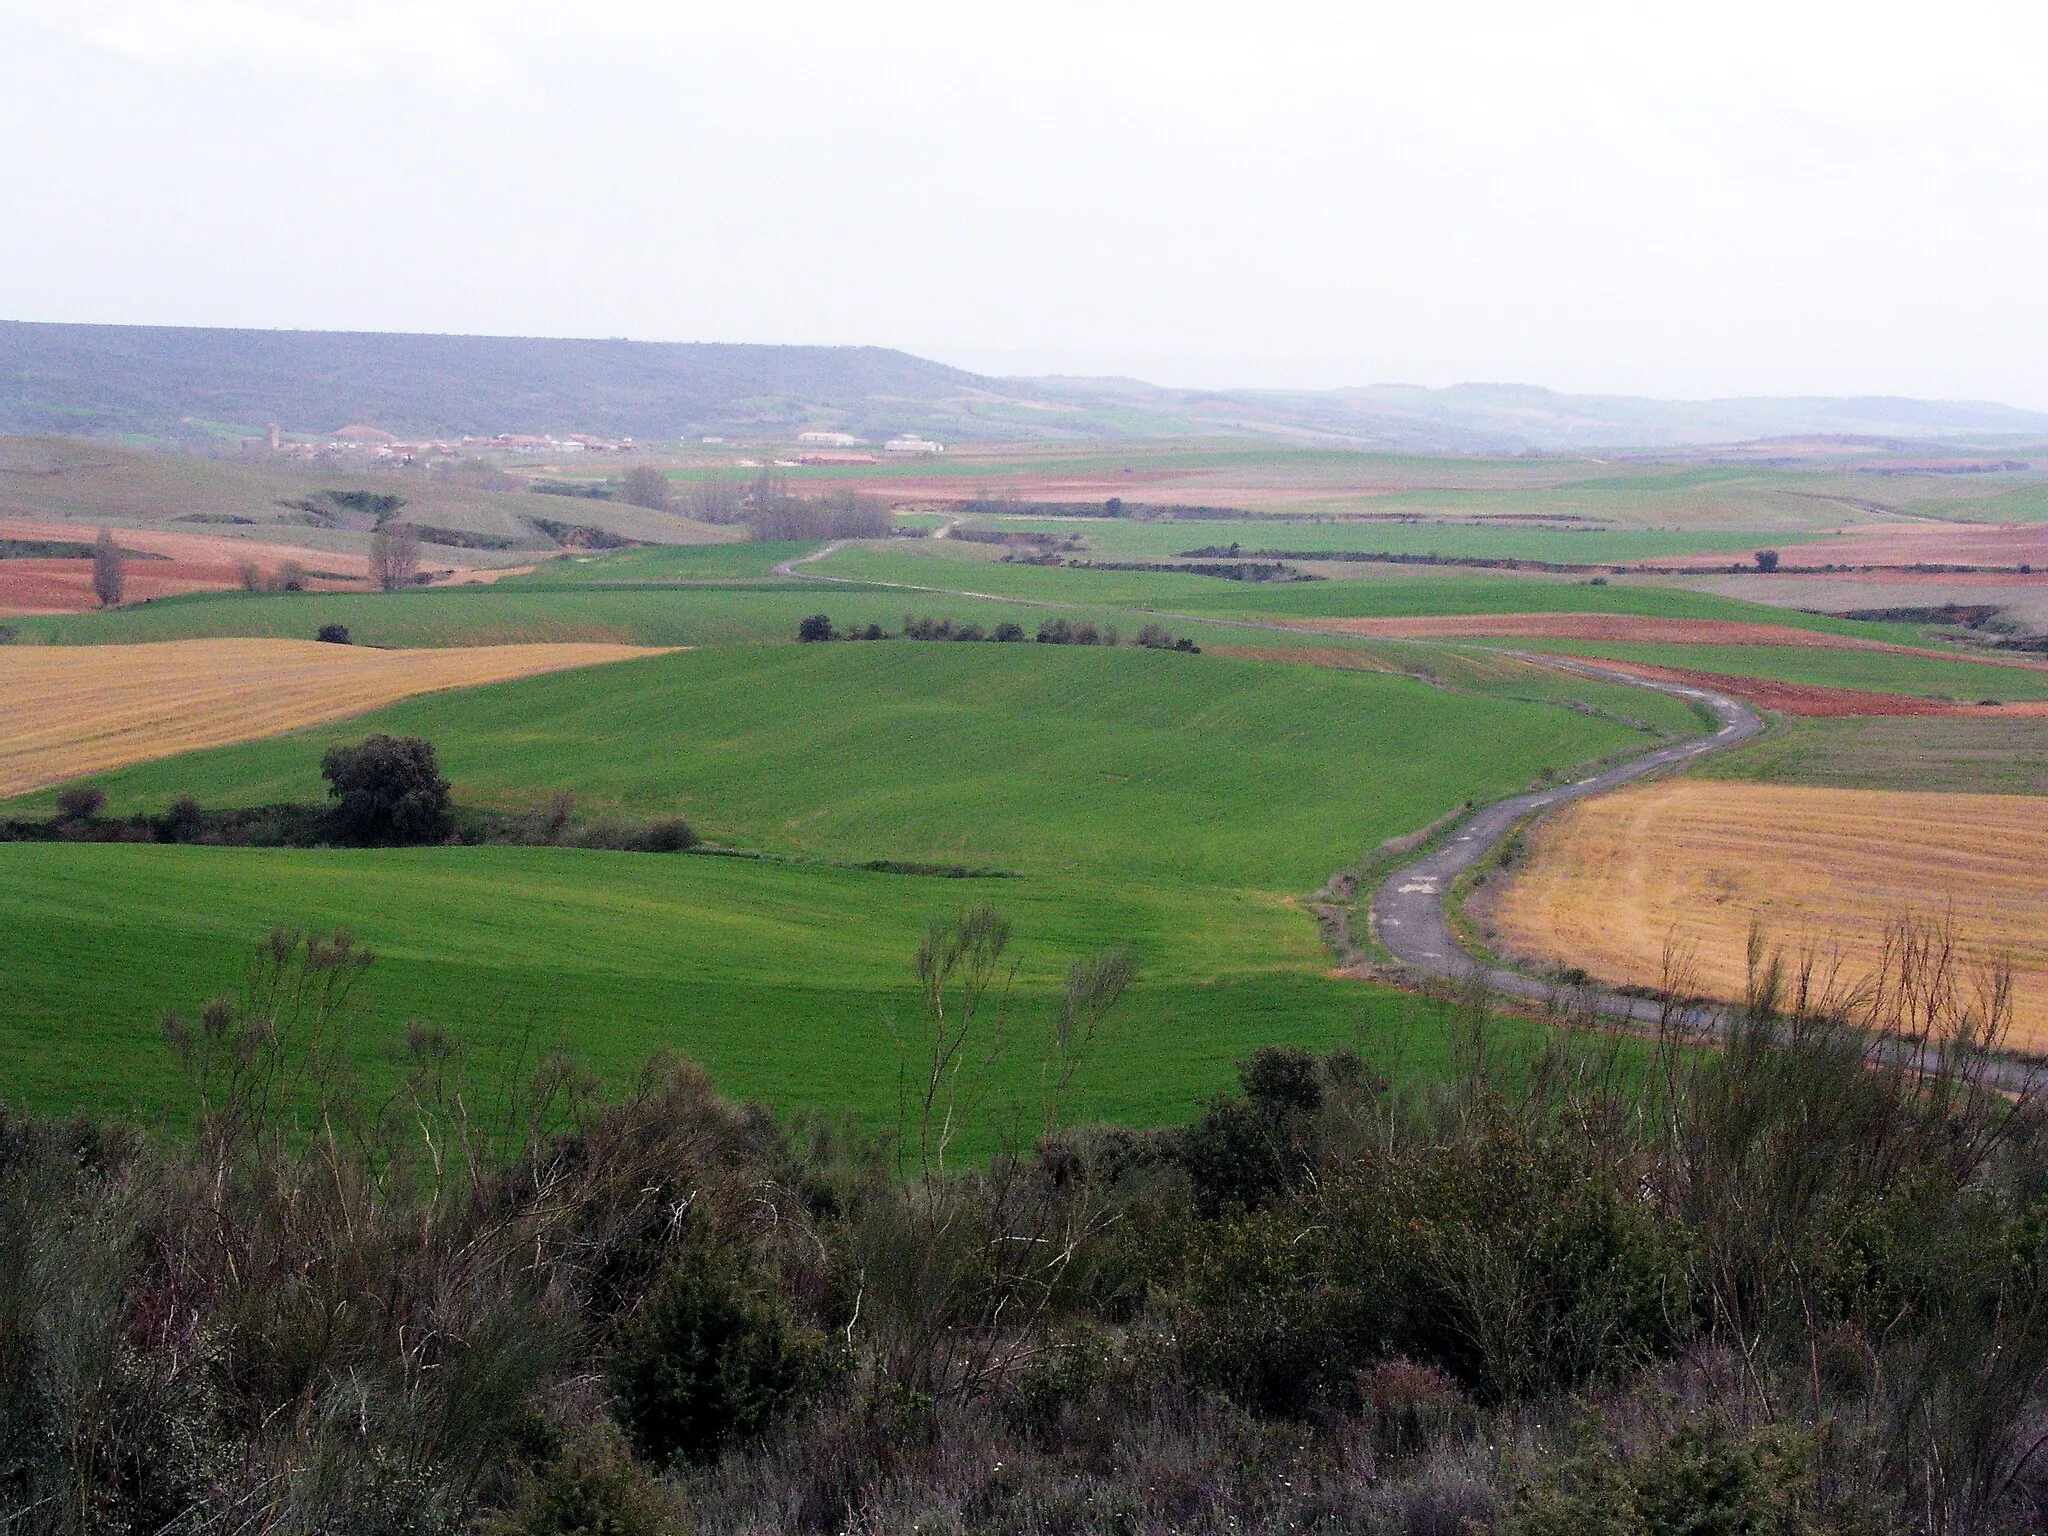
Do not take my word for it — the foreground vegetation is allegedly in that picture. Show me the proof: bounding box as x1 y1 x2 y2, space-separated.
5 915 2044 1534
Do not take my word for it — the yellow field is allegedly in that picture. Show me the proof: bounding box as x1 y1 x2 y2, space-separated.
1490 781 2048 1047
0 638 666 798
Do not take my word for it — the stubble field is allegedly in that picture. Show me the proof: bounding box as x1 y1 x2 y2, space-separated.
1487 780 2048 1046
0 637 665 797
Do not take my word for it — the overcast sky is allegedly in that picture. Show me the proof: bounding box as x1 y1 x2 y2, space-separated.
3 1 2044 404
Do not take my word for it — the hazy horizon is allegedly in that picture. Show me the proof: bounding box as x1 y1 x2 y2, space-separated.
4 2 2044 408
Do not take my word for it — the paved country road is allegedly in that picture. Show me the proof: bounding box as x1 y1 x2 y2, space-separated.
1369 656 1763 1021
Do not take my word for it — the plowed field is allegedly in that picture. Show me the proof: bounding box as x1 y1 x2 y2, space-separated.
0 518 373 615
1637 521 2048 571
0 638 665 797
1490 781 2048 1046
1547 656 2048 718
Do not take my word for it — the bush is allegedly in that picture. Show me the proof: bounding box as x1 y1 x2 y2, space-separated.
991 621 1024 642
1503 1416 1823 1536
488 1426 680 1536
796 614 834 642
320 734 454 845
1754 549 1781 573
161 796 204 842
608 1255 833 1468
54 784 107 821
317 622 353 644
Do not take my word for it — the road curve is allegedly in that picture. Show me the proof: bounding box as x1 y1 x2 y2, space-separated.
1370 657 1764 1022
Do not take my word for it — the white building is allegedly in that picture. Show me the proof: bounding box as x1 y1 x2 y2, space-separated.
883 434 945 455
798 430 864 447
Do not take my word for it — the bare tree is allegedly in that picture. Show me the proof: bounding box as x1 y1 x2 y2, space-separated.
90 527 125 607
369 523 421 591
618 465 672 511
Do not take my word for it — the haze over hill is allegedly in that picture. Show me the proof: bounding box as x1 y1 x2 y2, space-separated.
5 320 2046 454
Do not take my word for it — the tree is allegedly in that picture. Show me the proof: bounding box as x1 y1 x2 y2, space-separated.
55 783 107 821
1754 548 1781 573
316 623 352 645
369 524 421 591
796 614 834 642
91 528 125 607
320 734 453 844
618 466 672 512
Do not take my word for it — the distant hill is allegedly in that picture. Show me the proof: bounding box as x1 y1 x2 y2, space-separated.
4 320 2045 451
0 322 1012 445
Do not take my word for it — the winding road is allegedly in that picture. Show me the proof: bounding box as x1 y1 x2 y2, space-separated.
1368 658 1762 1020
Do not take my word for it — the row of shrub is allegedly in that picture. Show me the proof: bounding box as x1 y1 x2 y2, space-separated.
9 739 696 854
3 910 2042 1533
796 614 1199 651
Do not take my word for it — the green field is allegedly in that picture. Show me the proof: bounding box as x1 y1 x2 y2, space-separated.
1691 715 2048 796
1509 639 2048 701
1 842 1450 1145
1 643 1681 1136
7 580 1064 649
7 645 1671 885
984 516 1819 566
805 543 1929 639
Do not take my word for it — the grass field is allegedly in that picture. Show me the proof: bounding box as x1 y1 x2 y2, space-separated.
1510 639 2048 701
804 544 1929 638
1692 716 2048 797
6 645 1674 889
1 842 1467 1144
1487 780 2048 1048
985 516 1821 566
0 638 662 796
0 641 1656 1137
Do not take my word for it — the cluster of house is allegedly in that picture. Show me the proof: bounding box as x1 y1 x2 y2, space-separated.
264 423 945 464
268 424 636 463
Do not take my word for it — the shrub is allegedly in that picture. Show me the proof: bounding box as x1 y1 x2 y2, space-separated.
951 622 985 642
317 622 353 644
632 818 697 853
1754 548 1781 573
1502 1416 1823 1536
320 734 454 845
162 796 204 842
275 558 309 592
796 614 834 642
608 1255 833 1468
54 784 107 821
0 624 15 645
488 1426 680 1536
991 621 1024 642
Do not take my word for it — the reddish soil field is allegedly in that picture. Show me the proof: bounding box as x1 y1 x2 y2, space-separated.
1636 521 2048 571
1290 612 2048 672
0 517 438 616
1546 655 2048 718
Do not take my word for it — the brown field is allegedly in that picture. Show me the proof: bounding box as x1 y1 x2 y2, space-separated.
1488 780 2048 1048
0 517 374 615
1292 612 2048 671
1637 520 2048 571
1546 655 2048 718
0 638 666 798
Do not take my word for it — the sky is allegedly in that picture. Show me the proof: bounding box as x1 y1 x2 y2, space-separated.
2 1 2045 405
